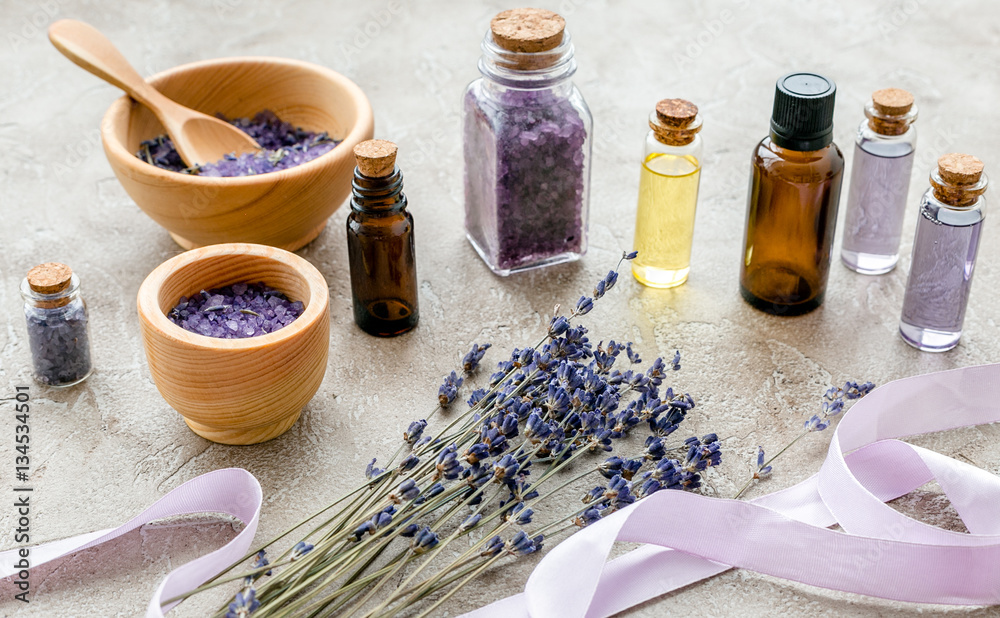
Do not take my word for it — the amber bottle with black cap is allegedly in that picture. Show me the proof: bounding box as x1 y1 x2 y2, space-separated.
740 72 845 315
347 139 419 336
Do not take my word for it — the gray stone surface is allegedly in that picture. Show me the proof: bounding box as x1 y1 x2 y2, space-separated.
1 0 999 615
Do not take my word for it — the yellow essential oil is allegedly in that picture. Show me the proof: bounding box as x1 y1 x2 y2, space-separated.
631 98 703 288
633 153 701 287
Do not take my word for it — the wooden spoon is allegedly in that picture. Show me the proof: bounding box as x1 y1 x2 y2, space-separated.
48 19 260 168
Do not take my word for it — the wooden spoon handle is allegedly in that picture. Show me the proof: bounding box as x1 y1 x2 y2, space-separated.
48 19 163 108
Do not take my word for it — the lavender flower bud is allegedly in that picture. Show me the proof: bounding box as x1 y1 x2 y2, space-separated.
481 535 504 557
365 458 385 480
395 479 421 502
400 524 419 537
575 295 594 316
624 250 639 260
291 541 313 560
404 419 427 444
548 316 571 337
251 550 271 576
228 589 260 617
461 513 482 531
805 414 830 432
583 485 605 504
412 526 439 554
462 343 492 374
438 371 464 407
626 343 641 365
575 506 603 527
398 454 419 472
463 442 489 465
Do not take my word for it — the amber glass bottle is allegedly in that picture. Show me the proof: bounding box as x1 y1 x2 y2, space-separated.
740 73 844 315
347 140 419 336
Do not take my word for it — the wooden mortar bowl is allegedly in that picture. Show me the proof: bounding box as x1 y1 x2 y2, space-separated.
102 57 374 251
137 244 330 445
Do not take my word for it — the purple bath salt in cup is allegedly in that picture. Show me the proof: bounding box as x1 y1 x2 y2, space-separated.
168 282 304 339
841 88 919 275
899 153 988 352
462 8 593 276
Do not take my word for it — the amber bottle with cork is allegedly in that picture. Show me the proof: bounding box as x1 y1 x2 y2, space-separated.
740 72 845 315
347 140 419 337
632 98 703 288
899 153 988 352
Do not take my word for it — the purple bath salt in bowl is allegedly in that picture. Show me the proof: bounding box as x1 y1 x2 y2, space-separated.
137 110 339 177
168 282 304 339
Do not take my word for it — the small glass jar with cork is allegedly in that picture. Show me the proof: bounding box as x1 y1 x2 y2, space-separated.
632 98 703 288
899 153 987 352
20 262 94 387
463 7 593 276
346 139 419 337
841 88 918 274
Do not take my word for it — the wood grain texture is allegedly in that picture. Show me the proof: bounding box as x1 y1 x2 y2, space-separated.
136 243 330 445
49 19 261 168
101 57 375 251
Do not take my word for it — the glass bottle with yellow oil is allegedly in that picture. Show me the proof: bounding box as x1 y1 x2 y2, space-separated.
631 98 703 288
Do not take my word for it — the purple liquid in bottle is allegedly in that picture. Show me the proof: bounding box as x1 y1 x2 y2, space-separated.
841 138 915 274
899 196 984 351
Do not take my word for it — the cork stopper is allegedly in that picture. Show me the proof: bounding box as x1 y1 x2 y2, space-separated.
490 8 565 53
354 139 398 178
872 88 914 116
938 153 984 185
868 88 915 136
655 99 699 128
650 98 702 147
27 262 73 294
931 153 987 207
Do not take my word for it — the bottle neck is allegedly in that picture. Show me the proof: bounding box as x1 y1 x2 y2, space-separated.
351 167 406 214
930 168 988 208
865 101 918 137
477 29 576 90
20 274 80 309
764 135 836 160
649 112 702 147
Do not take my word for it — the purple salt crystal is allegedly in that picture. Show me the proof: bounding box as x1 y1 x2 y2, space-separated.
464 86 591 274
24 298 92 386
136 110 340 177
168 282 304 339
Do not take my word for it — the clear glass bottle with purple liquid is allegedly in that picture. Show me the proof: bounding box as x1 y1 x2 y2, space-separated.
841 88 918 274
899 154 987 352
463 8 592 275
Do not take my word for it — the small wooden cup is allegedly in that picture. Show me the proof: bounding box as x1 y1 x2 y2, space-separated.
102 56 375 251
137 244 330 444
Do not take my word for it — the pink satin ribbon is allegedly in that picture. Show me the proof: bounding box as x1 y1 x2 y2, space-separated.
0 468 261 617
2 365 998 616
465 363 1000 617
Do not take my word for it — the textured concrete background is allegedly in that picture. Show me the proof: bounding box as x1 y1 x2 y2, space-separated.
1 0 999 616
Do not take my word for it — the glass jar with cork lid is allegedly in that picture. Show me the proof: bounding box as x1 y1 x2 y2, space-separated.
20 262 94 387
841 88 919 274
899 153 987 352
632 98 704 288
463 7 593 276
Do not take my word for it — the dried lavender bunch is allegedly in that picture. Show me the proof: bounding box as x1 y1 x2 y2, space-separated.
174 251 720 618
734 379 875 499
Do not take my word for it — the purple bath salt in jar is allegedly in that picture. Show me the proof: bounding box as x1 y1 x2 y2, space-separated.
899 154 987 352
20 263 94 387
463 8 593 275
841 88 918 274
